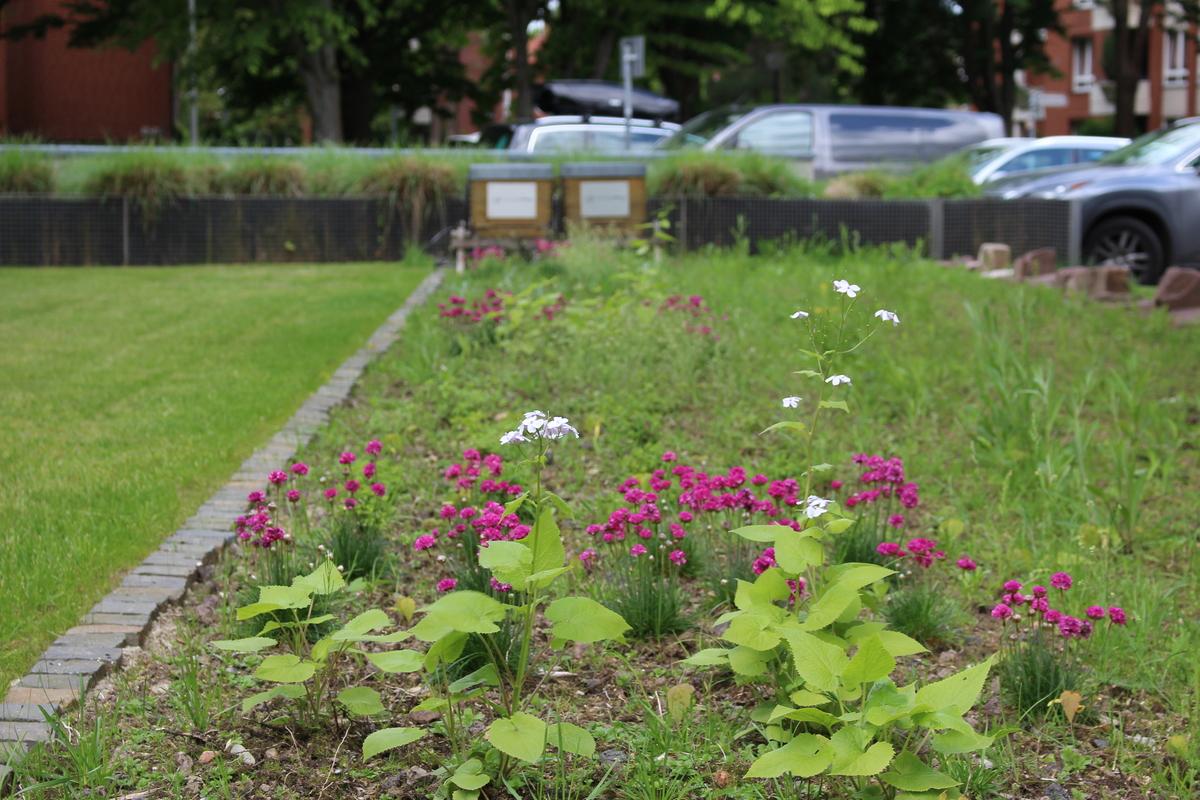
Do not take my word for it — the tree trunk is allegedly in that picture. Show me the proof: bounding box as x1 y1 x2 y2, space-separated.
1111 0 1139 137
507 0 534 119
998 1 1017 134
592 29 616 79
340 71 376 144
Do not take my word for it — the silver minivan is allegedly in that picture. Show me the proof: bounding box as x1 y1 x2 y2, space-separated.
659 104 1005 178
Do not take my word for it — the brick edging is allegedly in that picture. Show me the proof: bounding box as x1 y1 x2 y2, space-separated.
0 267 447 770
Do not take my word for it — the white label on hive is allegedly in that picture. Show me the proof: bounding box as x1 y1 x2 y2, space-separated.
580 180 630 218
486 182 538 219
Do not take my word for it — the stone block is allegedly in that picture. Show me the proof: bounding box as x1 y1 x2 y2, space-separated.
975 243 1011 271
141 552 203 568
65 623 142 640
41 645 123 663
1148 266 1200 311
17 673 92 691
0 721 51 744
4 686 81 708
53 632 129 650
29 659 108 677
0 704 60 722
90 598 159 617
120 573 188 591
82 611 152 627
131 563 196 579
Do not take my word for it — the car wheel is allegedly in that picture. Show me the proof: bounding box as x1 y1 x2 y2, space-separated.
1083 216 1165 285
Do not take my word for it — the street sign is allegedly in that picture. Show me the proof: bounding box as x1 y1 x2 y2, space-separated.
619 36 646 79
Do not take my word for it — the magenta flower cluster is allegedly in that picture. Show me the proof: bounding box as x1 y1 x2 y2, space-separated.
233 500 290 550
874 537 971 570
655 294 724 338
442 448 523 496
990 572 1128 638
838 454 920 518
437 289 567 326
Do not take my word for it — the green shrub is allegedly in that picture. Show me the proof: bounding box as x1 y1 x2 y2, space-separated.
0 150 55 193
822 170 892 199
884 157 980 199
222 158 307 196
998 637 1082 718
649 156 742 196
82 153 194 207
360 156 462 237
883 583 964 650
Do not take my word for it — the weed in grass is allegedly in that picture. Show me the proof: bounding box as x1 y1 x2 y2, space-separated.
942 752 1004 798
601 546 690 639
170 645 214 732
883 583 964 650
997 635 1081 718
16 707 116 794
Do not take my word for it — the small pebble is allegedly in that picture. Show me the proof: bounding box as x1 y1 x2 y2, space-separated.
264 747 279 761
198 750 217 765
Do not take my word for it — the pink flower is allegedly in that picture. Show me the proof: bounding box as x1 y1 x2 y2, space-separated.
1031 585 1047 598
489 577 512 593
344 497 358 509
830 480 843 490
1058 616 1083 638
661 451 677 462
1009 593 1027 606
345 479 361 494
669 549 687 566
1108 606 1127 625
876 542 904 558
290 462 309 476
630 543 648 557
956 556 977 571
436 578 457 592
370 482 386 497
247 491 266 504
991 603 1013 620
678 511 693 523
579 548 597 567
440 503 457 520
286 489 301 503
460 506 478 520
339 451 357 465
268 471 288 486
1044 609 1063 624
366 439 382 456
1085 605 1105 619
323 488 338 501
1003 580 1022 593
363 462 377 479
887 514 904 528
1030 597 1049 614
1050 572 1072 590
413 534 437 551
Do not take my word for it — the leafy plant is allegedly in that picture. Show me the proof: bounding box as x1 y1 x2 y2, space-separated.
363 411 631 797
0 150 55 193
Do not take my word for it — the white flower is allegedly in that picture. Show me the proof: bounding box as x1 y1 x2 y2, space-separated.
833 279 861 298
790 310 809 319
542 416 579 440
874 309 900 326
781 396 802 408
499 430 527 445
825 374 851 386
518 410 547 435
803 495 832 519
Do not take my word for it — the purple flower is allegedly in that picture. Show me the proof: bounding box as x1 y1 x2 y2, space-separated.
268 471 288 486
339 451 357 465
1108 606 1127 625
1031 585 1047 598
366 439 382 456
1050 572 1072 591
887 514 904 528
290 462 309 476
1003 580 1022 593
956 556 977 571
876 542 904 558
579 548 597 568
370 482 386 497
1044 609 1063 624
669 549 687 566
436 578 457 592
363 462 377 479
323 488 338 502
630 543 647 557
413 534 437 551
1085 605 1105 619
286 489 301 503
247 491 266 504
991 603 1013 620
344 497 358 509
344 479 361 494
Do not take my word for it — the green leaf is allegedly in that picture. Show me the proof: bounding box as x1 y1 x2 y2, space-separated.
365 650 424 673
730 524 784 543
478 540 533 585
241 684 305 712
260 614 336 635
931 725 994 755
800 583 859 632
423 630 468 670
827 563 895 591
449 759 491 790
819 399 849 413
784 631 848 693
485 712 547 763
333 608 391 640
766 705 839 729
760 420 808 436
253 654 316 684
411 591 508 642
745 733 832 778
528 507 566 577
843 636 896 687
914 656 996 715
545 596 630 645
788 689 830 707
734 569 791 609
794 369 822 378
773 531 823 573
503 492 528 517
211 636 276 653
828 728 895 776
723 609 784 650
823 518 854 534
362 727 425 760
681 648 729 667
728 646 773 677
525 566 570 587
546 722 596 756
880 750 960 791
863 681 917 726
293 560 345 595
543 491 575 519
448 664 499 694
846 623 927 657
337 686 386 717
237 584 313 620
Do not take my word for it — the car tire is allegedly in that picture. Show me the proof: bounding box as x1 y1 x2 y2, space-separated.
1083 215 1166 285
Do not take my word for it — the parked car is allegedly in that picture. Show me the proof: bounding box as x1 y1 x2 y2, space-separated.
657 104 1004 177
478 115 681 154
962 135 1129 184
985 118 1200 283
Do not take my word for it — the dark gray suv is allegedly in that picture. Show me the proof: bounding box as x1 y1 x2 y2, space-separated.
986 119 1200 284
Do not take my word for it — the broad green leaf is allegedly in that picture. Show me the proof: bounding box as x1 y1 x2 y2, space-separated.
423 630 468 670
211 637 276 653
880 750 960 791
259 614 336 635
760 420 808 436
528 507 566 576
543 491 575 519
525 566 570 587
362 727 425 760
412 591 508 642
681 648 729 667
789 689 830 707
819 399 849 413
253 654 316 684
337 686 386 717
485 712 547 763
241 684 305 712
914 656 996 715
366 650 424 673
773 532 823 573
785 631 848 693
728 646 772 677
666 684 695 723
800 583 859 632
931 725 994 755
394 595 417 623
734 569 790 609
794 369 822 378
863 681 917 726
844 623 926 657
745 733 832 779
503 491 528 517
545 722 596 756
843 636 896 687
448 664 500 694
723 609 784 650
310 635 350 663
334 608 390 639
449 759 491 790
237 584 312 620
826 563 895 591
411 697 449 712
823 518 854 534
766 705 839 729
828 728 895 776
478 540 533 585
293 560 345 595
730 525 784 543
545 596 630 645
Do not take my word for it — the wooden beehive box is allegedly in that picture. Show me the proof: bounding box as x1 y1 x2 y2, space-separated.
561 162 647 235
467 163 555 239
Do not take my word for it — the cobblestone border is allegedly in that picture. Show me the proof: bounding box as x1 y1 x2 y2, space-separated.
0 268 446 780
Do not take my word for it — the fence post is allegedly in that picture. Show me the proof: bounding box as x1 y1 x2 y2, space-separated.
121 197 130 266
926 199 944 261
1067 199 1083 265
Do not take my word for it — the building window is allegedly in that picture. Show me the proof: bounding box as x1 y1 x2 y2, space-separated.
1164 29 1189 86
1072 37 1094 93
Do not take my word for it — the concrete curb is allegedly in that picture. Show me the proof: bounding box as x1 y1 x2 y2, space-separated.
0 268 446 771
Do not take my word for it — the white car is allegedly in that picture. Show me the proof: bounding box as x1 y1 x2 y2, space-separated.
963 135 1130 184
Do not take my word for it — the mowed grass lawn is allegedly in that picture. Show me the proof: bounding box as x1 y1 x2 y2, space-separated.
0 261 428 687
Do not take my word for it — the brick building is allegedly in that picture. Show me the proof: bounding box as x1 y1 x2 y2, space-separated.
0 0 173 141
1023 0 1198 135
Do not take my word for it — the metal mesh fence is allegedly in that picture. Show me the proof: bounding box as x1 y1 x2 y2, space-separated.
1 194 1072 266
